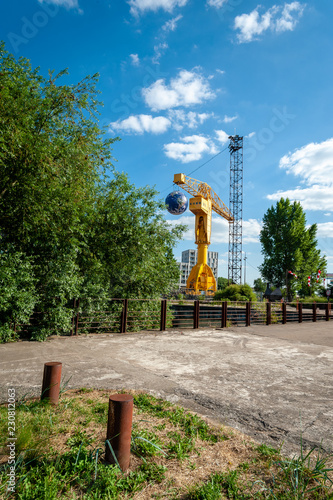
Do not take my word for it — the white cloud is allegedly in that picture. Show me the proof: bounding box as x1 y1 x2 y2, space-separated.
206 0 228 8
168 110 213 130
316 223 333 239
151 15 182 64
38 0 81 9
211 218 262 244
267 186 333 211
166 215 261 244
129 53 140 66
242 219 263 243
142 69 216 111
166 215 194 241
129 0 188 16
164 135 217 163
234 2 304 43
215 130 230 144
216 69 225 75
278 137 333 185
223 114 238 123
162 14 183 31
276 2 305 32
234 7 275 43
152 42 168 64
267 137 333 211
109 114 171 135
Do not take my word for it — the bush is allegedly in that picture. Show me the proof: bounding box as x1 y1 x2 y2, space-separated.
214 284 256 302
0 249 37 342
290 296 332 309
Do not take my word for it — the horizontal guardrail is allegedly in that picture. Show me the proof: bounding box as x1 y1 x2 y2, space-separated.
71 300 331 335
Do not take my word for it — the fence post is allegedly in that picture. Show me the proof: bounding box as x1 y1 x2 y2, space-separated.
246 302 251 326
193 300 199 329
41 362 62 405
105 394 133 471
160 299 167 331
312 302 317 322
221 301 227 328
266 302 271 326
120 299 128 333
74 298 80 336
282 302 287 324
326 302 331 321
298 303 303 323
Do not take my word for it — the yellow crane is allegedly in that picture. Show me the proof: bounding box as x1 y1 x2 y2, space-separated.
174 173 233 295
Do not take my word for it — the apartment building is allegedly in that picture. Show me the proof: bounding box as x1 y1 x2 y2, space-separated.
178 249 218 288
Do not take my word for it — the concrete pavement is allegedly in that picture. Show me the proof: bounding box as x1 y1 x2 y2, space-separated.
1 321 332 456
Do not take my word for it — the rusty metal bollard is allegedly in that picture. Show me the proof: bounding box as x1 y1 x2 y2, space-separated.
41 362 62 405
105 394 133 471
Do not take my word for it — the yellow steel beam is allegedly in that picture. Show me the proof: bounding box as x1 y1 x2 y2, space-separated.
173 173 233 221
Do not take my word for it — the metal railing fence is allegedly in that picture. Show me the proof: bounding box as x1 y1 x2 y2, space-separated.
12 299 332 338
70 299 331 335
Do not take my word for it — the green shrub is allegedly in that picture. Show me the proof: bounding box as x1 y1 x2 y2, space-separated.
214 284 256 302
0 249 37 342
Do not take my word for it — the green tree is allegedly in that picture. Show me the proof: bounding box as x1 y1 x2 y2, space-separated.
86 172 185 299
259 198 326 300
0 43 185 341
253 278 266 293
217 277 228 290
0 42 116 254
0 249 37 342
0 42 117 339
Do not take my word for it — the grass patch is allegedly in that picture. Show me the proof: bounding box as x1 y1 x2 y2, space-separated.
0 390 332 499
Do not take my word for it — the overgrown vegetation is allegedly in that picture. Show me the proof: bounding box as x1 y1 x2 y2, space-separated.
1 390 332 499
214 284 257 302
0 43 185 343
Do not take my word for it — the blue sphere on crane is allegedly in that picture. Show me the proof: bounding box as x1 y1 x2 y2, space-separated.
165 191 188 215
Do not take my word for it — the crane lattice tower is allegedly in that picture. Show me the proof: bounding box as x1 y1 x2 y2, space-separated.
228 135 243 285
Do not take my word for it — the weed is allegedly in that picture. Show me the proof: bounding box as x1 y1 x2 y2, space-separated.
274 444 333 499
256 443 280 457
187 470 253 499
131 429 165 458
167 431 196 460
78 387 94 393
1 391 332 499
133 393 226 442
67 429 94 449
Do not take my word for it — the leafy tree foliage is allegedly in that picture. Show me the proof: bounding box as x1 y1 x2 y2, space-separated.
217 277 228 290
214 284 256 302
259 198 326 300
85 172 184 299
253 278 266 293
0 249 37 341
0 43 184 341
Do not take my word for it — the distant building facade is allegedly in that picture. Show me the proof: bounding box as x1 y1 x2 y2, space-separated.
325 273 333 287
178 249 218 288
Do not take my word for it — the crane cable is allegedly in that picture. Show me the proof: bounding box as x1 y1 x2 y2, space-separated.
161 145 229 195
187 145 229 177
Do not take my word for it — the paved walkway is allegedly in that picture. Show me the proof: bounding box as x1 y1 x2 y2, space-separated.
1 321 332 455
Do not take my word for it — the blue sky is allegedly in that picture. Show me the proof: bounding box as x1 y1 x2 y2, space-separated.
1 0 333 285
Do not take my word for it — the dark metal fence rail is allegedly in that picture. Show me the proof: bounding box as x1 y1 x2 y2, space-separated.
14 300 332 337
72 300 332 335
